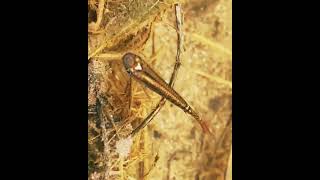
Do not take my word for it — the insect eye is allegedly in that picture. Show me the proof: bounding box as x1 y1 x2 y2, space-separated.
123 53 136 68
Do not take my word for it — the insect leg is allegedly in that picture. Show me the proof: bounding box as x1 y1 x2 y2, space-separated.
129 3 184 137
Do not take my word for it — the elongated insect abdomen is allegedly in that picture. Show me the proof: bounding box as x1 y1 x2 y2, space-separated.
122 52 212 134
122 52 189 110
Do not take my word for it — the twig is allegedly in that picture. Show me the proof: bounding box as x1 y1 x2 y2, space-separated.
149 0 160 12
130 3 184 137
191 33 232 57
94 52 123 59
88 135 101 144
194 70 232 89
143 153 159 178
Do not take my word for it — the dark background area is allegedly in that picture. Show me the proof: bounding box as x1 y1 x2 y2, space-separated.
2 0 88 179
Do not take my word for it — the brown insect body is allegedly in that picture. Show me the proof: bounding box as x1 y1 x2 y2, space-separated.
123 52 211 134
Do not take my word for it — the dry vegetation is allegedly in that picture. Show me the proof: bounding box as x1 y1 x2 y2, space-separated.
88 0 232 179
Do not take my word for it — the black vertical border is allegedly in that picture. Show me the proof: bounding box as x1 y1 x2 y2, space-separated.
233 0 275 179
2 0 89 179
232 0 319 179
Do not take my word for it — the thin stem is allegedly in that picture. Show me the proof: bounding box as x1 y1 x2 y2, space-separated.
130 3 184 137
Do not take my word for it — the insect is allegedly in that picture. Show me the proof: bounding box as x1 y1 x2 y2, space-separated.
122 52 212 135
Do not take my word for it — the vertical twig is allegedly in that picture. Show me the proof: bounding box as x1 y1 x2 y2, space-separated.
130 3 184 137
169 3 183 87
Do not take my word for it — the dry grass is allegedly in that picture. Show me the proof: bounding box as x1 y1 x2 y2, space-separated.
88 0 232 179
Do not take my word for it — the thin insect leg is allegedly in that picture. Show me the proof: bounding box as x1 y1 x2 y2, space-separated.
148 23 163 65
150 45 164 65
130 3 184 137
141 85 152 100
124 76 133 111
129 77 133 111
143 153 159 178
130 100 165 136
108 111 121 139
152 26 156 56
149 26 162 65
